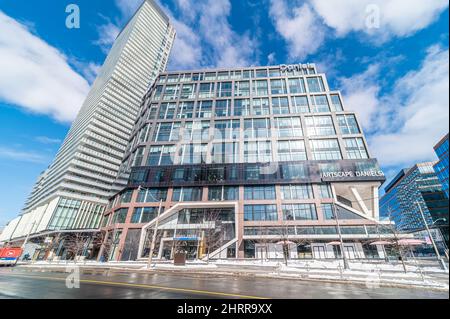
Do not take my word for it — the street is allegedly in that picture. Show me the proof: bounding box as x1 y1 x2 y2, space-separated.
0 268 447 299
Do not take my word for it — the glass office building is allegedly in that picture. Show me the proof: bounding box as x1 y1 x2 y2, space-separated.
434 134 449 199
380 162 449 238
0 0 175 244
100 64 395 262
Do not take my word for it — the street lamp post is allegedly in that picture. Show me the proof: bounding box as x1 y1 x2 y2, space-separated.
431 218 449 260
332 202 350 270
416 201 448 272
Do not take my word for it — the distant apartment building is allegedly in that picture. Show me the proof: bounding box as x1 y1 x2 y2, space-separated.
0 0 175 244
380 162 449 242
433 133 449 199
98 64 396 262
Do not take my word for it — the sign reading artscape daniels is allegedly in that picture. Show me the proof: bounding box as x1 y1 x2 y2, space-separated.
321 170 385 179
280 63 313 73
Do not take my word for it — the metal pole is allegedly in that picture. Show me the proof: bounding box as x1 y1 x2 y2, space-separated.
332 202 350 270
416 201 448 272
147 199 163 269
21 221 36 249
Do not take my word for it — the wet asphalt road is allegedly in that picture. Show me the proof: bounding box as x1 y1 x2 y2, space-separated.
0 267 447 299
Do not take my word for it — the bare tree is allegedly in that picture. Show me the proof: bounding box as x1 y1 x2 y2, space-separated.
62 233 90 264
377 207 408 273
202 209 225 263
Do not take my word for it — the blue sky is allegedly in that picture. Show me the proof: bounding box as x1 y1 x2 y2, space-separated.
0 0 448 227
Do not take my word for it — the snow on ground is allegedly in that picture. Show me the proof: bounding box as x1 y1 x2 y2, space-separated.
16 259 448 289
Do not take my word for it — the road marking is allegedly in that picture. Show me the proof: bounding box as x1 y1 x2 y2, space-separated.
0 273 268 299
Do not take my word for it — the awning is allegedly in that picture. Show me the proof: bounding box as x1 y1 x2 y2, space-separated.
326 241 342 246
397 239 426 246
369 241 393 245
275 241 296 245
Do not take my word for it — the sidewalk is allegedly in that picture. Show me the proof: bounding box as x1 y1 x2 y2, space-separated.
15 259 449 291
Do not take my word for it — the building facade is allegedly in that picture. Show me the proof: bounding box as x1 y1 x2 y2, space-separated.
380 162 449 241
433 133 449 199
0 0 175 245
100 64 394 262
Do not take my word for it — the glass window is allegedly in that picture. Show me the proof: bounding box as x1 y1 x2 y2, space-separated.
167 74 179 83
132 147 145 166
318 184 333 198
214 120 240 140
288 78 306 94
163 85 179 101
253 80 268 96
148 104 159 119
330 94 343 111
172 187 203 201
158 103 176 119
274 117 302 138
217 82 232 97
283 204 317 220
281 185 313 200
120 190 133 203
136 188 167 203
306 77 325 93
180 84 196 99
272 97 289 114
199 83 214 98
112 208 128 224
255 69 268 78
270 79 288 95
337 115 360 134
152 85 163 101
153 122 180 142
234 81 250 97
344 138 368 159
244 118 270 138
310 139 342 160
269 68 281 77
208 186 239 201
244 141 272 163
147 145 176 165
322 204 335 220
180 144 208 164
204 72 216 81
184 121 210 141
217 71 230 80
305 116 336 136
291 96 309 113
277 140 307 161
215 100 231 117
280 163 307 179
177 101 194 119
252 98 270 115
196 100 213 118
211 142 239 163
310 95 330 113
244 205 277 221
179 73 192 82
244 185 276 200
234 99 251 116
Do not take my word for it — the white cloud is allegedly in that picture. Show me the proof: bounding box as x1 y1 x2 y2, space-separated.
165 0 259 70
168 19 202 70
0 146 48 164
115 0 143 19
338 64 382 130
0 11 90 122
93 21 121 54
311 0 448 39
35 136 62 145
269 0 326 60
341 45 449 169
